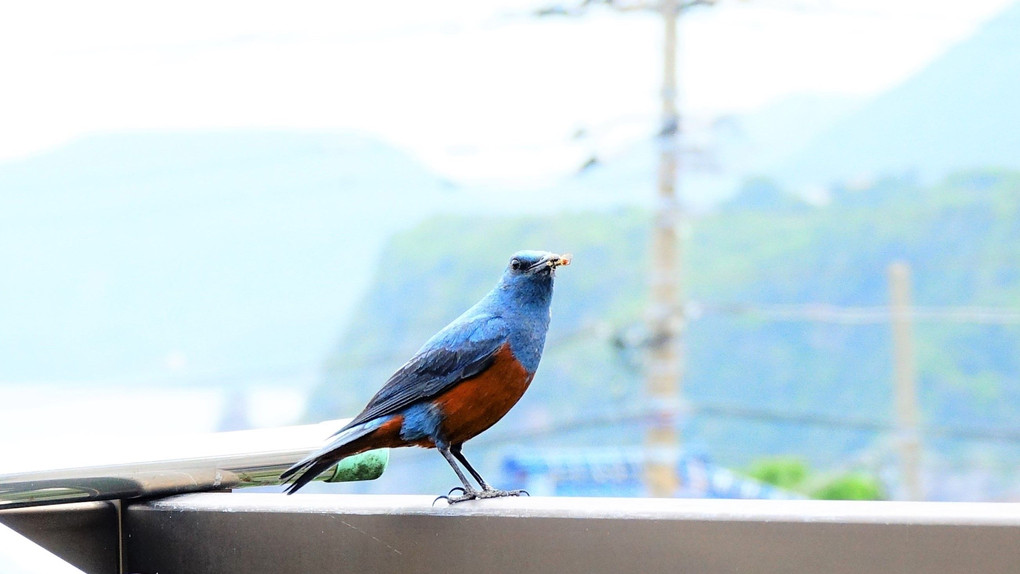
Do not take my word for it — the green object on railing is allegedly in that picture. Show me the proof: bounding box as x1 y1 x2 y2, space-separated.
325 449 389 483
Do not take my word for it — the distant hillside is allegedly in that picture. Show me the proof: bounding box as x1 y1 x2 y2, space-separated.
310 171 1020 496
715 93 862 173
0 131 455 382
775 1 1020 187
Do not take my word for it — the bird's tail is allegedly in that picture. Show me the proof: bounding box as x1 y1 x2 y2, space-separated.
280 418 388 495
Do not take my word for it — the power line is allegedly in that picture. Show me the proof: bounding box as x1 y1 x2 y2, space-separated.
691 302 1020 325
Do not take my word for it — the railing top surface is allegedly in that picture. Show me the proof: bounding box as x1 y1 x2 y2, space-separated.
140 492 1020 526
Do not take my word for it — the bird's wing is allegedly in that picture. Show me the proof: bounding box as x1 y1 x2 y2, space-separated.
340 314 509 431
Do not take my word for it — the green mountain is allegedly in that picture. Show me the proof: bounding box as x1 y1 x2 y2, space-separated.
310 171 1020 495
775 1 1020 187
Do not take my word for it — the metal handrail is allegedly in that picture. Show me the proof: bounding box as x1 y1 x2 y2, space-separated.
0 420 387 510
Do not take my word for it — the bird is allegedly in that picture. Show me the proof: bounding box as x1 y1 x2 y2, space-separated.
281 250 571 503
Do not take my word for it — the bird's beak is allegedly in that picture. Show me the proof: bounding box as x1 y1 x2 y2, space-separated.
546 253 572 268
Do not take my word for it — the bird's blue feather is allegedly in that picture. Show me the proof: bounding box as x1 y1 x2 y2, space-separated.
399 401 443 443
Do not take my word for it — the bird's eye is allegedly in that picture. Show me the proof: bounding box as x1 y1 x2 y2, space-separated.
511 259 521 271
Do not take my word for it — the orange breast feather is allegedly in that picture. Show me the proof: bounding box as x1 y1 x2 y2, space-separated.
434 343 534 444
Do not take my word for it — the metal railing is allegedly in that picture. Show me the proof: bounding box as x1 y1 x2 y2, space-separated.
0 419 387 510
3 423 1020 574
125 493 1020 574
0 419 389 573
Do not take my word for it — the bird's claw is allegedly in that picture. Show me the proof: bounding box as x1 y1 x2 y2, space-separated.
433 486 480 505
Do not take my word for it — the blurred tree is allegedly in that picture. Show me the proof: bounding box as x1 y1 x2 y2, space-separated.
746 456 809 491
746 457 885 500
811 473 886 501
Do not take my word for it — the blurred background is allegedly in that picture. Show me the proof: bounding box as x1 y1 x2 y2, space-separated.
2 0 1019 504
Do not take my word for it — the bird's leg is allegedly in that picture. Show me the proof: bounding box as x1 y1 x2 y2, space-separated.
450 444 490 489
451 444 528 499
434 445 482 504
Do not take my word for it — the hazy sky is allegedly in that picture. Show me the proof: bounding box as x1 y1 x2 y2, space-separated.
0 0 1013 182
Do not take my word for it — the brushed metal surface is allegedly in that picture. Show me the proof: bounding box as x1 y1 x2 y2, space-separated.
124 494 1020 574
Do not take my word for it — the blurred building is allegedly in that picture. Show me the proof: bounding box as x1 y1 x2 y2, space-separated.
500 448 800 499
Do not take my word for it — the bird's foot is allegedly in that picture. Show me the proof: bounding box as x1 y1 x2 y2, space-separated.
433 486 530 505
477 488 529 499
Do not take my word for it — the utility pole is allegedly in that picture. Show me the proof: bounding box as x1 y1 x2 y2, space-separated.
889 262 923 500
536 0 716 496
645 0 684 498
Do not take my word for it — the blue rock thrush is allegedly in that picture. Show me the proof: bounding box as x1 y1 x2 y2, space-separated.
281 250 571 503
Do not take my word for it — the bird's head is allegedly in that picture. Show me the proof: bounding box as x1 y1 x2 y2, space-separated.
504 250 571 280
489 250 570 324
496 250 570 308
